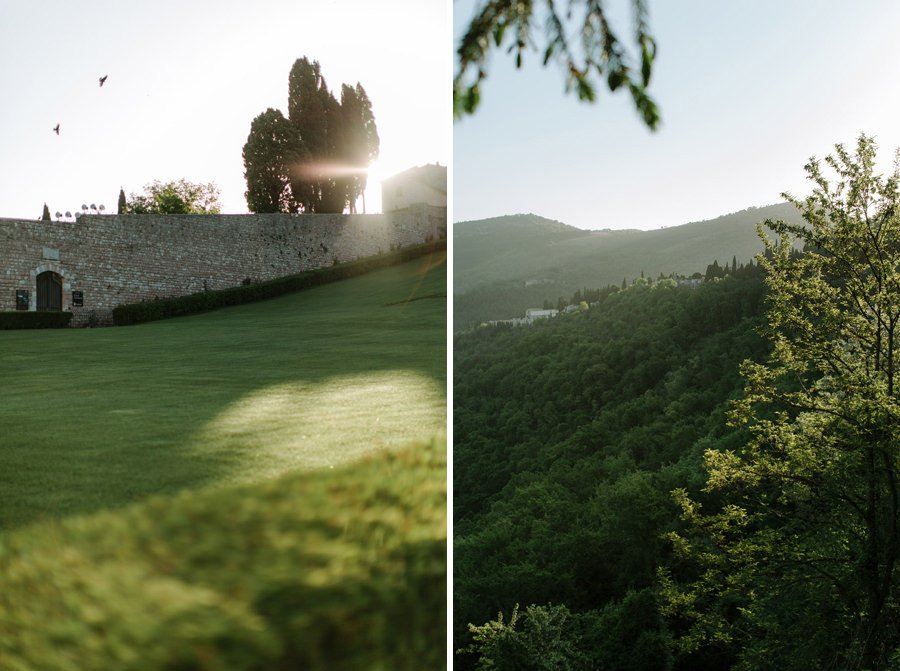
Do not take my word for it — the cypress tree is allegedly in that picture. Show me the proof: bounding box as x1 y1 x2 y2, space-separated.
242 57 379 215
117 188 127 214
340 83 380 213
41 203 51 221
287 58 331 213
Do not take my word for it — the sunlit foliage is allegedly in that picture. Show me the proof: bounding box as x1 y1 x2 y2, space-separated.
127 179 221 215
663 135 900 669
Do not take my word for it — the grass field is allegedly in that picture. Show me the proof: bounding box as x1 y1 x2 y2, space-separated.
0 251 446 530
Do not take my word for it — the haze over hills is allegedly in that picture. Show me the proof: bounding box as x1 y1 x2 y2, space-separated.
453 202 803 329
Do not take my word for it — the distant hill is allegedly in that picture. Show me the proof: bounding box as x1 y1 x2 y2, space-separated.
453 203 802 328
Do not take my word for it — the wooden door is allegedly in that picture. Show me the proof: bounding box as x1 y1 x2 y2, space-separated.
36 271 62 311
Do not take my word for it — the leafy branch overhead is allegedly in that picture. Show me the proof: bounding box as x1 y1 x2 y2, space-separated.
455 0 659 128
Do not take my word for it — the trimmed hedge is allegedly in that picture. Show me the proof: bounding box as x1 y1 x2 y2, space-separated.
0 438 447 670
0 311 73 329
113 240 446 326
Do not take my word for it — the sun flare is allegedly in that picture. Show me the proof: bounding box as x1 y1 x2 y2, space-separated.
193 371 444 482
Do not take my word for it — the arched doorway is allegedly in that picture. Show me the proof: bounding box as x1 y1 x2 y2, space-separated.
36 271 62 311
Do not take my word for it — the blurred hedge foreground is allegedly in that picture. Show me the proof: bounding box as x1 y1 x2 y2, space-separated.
0 438 446 670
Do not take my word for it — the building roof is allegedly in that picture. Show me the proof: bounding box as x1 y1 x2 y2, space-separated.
381 164 446 194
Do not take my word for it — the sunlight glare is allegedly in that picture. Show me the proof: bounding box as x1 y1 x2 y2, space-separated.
192 371 445 482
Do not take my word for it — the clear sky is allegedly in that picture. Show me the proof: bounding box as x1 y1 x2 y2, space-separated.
454 1 900 230
0 0 449 219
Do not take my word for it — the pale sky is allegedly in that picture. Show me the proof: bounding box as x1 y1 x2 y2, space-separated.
0 0 449 219
454 1 900 230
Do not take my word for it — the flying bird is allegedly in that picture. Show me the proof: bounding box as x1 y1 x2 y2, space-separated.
99 75 108 87
53 124 60 135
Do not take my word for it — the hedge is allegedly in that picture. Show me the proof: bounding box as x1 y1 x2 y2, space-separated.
0 438 447 670
113 240 446 326
0 311 73 329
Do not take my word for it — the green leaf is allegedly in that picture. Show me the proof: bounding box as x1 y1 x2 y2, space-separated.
576 78 595 102
465 85 480 114
630 84 660 131
607 69 625 91
543 45 554 66
492 21 507 47
641 43 653 87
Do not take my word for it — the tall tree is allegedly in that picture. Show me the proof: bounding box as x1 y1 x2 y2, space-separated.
455 0 658 128
287 57 333 213
41 203 51 221
243 108 306 214
662 135 900 669
318 84 346 214
117 188 127 214
340 83 380 213
128 179 221 214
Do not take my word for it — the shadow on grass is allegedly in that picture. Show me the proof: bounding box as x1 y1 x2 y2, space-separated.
0 252 446 531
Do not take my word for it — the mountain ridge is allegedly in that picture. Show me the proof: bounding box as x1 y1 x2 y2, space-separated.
453 202 803 328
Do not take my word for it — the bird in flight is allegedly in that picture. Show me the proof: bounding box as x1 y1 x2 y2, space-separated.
99 74 108 87
53 124 60 135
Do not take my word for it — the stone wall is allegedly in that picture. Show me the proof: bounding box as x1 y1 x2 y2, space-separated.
0 204 445 324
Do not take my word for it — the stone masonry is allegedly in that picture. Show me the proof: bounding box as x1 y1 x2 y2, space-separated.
0 204 445 324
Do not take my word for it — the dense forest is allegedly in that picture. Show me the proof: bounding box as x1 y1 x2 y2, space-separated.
454 136 900 669
455 267 768 670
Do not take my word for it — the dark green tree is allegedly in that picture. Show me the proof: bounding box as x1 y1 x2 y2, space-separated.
287 57 335 213
243 108 306 214
128 179 221 214
662 134 900 669
340 83 380 213
455 0 658 128
117 188 127 214
41 203 51 221
319 87 346 214
704 259 723 281
244 58 379 215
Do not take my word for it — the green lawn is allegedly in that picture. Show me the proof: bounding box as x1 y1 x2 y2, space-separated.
0 252 446 530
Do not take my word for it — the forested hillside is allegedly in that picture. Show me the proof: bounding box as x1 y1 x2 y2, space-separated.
453 203 801 329
454 136 900 670
454 268 769 670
